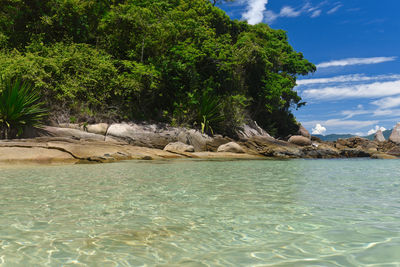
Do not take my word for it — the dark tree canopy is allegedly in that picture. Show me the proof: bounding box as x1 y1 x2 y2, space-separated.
0 0 315 137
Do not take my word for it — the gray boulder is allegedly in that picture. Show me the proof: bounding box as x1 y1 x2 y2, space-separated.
177 129 213 152
106 123 180 149
288 135 312 146
217 142 245 153
389 123 400 144
164 142 195 153
374 129 386 142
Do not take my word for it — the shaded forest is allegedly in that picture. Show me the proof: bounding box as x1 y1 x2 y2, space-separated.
0 0 315 137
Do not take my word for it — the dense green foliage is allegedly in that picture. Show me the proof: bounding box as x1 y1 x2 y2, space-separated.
0 78 47 139
0 0 315 137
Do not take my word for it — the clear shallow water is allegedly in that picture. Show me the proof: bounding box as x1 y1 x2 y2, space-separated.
0 159 399 266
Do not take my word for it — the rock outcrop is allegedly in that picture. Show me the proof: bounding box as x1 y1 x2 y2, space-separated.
298 124 311 139
374 130 386 142
217 142 245 153
1 121 399 165
0 137 261 165
371 153 398 159
106 123 179 149
386 146 400 157
236 121 271 140
164 142 195 153
241 136 304 158
389 123 400 144
177 129 213 152
335 137 375 151
205 135 231 152
288 135 312 146
42 126 106 141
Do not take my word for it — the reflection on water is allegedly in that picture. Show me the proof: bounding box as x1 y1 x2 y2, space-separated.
0 159 399 266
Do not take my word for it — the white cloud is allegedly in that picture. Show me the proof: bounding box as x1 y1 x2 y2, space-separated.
372 95 400 109
264 10 279 24
311 10 322 18
341 109 370 119
297 74 400 86
327 4 343 14
242 0 269 25
336 106 400 119
303 79 400 100
304 119 378 129
312 124 327 135
317 57 397 68
260 2 328 24
373 108 400 117
280 6 301 17
367 125 386 135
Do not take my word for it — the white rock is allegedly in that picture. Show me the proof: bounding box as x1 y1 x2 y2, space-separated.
389 123 400 144
374 129 386 142
164 142 194 153
86 123 109 135
217 142 245 153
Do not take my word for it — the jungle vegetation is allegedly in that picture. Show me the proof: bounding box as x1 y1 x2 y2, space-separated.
0 0 315 137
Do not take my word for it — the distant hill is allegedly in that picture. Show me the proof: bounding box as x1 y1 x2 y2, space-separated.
314 134 354 141
314 129 392 142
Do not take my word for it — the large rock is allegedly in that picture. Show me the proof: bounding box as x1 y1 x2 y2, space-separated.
335 137 373 150
389 123 400 144
387 146 400 156
0 137 266 165
302 144 340 158
42 126 106 141
86 123 109 135
57 123 82 130
205 135 231 152
0 137 186 164
236 121 271 139
106 123 180 149
371 153 398 159
374 130 386 142
241 136 304 158
177 129 213 152
217 142 245 153
164 142 194 153
298 124 311 139
0 146 77 164
288 135 312 146
340 149 370 158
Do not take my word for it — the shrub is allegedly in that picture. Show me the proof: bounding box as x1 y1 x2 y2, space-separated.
0 78 47 139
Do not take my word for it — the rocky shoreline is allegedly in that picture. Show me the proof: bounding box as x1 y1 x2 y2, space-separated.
1 122 399 165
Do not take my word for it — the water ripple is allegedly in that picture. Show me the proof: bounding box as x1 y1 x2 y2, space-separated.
0 159 399 266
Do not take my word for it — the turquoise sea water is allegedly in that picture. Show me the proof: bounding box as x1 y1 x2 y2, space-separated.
0 159 399 266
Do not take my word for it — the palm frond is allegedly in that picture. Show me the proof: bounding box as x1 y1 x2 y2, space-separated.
0 77 47 139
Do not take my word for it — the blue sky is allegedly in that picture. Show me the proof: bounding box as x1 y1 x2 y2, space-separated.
218 0 400 135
